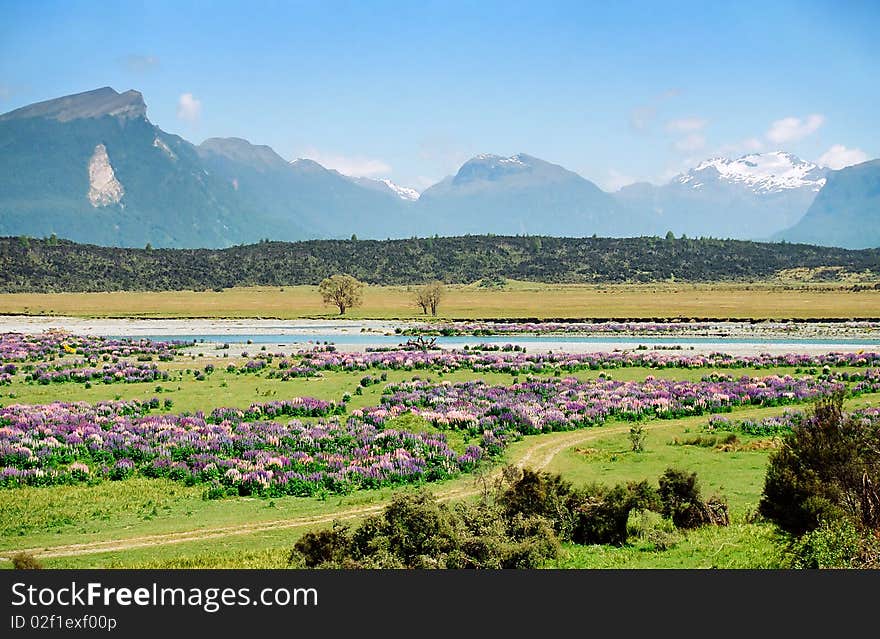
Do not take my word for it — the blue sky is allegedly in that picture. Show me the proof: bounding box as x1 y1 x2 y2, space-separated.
1 0 878 190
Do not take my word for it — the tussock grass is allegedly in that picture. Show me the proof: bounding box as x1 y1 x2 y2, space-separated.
1 282 878 319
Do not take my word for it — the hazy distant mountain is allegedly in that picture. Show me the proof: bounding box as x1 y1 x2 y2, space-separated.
0 86 148 122
0 88 417 247
776 159 880 249
615 152 828 239
1 87 876 248
416 154 631 236
348 176 420 201
196 137 417 239
0 87 249 248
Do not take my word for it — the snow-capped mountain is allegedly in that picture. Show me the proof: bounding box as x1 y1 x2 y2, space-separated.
196 146 418 240
6 86 876 248
417 153 632 236
348 176 420 201
677 152 827 194
615 152 829 239
378 179 420 201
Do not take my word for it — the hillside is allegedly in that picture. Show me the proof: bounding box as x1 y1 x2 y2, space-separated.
4 87 877 250
614 152 828 240
0 88 250 248
416 154 632 237
776 160 880 249
0 235 878 292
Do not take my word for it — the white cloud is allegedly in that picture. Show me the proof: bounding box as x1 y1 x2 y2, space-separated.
674 134 706 152
122 54 160 73
666 118 707 133
766 114 825 144
415 175 440 190
629 89 682 133
715 137 764 156
629 105 656 132
176 93 202 124
299 148 391 177
417 136 472 176
602 169 638 192
817 144 869 170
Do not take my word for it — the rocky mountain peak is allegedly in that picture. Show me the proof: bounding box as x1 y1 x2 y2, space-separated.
0 87 147 122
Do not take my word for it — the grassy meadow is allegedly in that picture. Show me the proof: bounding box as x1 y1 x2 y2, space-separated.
1 280 879 319
2 278 878 569
2 347 877 569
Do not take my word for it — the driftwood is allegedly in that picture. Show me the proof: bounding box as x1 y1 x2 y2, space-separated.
673 497 730 529
403 336 438 351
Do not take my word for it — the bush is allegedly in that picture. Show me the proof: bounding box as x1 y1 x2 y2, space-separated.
11 552 43 569
380 490 459 566
783 518 863 569
629 423 647 452
759 391 880 536
659 468 729 529
288 486 560 569
626 509 680 551
291 523 355 568
287 467 730 568
570 480 660 545
497 468 575 537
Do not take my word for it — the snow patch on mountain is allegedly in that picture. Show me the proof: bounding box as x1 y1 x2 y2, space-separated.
473 153 527 165
346 175 420 200
678 151 827 193
87 144 124 207
378 179 420 201
153 137 177 160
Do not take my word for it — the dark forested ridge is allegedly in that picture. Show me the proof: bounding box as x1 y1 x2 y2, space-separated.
0 235 878 292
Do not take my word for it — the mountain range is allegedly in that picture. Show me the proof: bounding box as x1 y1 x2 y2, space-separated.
0 87 877 248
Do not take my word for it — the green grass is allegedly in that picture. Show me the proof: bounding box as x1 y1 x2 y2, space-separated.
3 364 862 416
2 350 878 569
545 395 878 517
0 479 203 539
551 523 785 569
544 409 777 516
0 365 524 413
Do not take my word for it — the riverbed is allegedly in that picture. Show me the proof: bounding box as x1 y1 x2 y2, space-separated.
2 316 879 356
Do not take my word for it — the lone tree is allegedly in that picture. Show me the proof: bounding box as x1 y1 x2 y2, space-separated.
318 274 364 315
413 281 445 316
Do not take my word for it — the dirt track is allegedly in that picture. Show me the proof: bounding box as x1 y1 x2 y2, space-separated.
5 422 648 560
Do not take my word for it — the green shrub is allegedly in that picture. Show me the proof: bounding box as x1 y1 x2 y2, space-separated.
783 518 862 569
759 391 880 536
291 523 354 568
497 468 575 537
11 552 43 569
626 508 680 551
659 468 729 529
288 485 560 569
570 480 660 545
629 423 647 452
380 490 459 566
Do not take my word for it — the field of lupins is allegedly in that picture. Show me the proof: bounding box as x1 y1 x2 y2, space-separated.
703 406 880 436
290 347 880 377
0 331 188 362
1 330 879 500
0 397 476 496
399 320 880 337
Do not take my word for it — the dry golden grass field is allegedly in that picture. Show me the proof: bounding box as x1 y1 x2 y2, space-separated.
0 280 878 319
